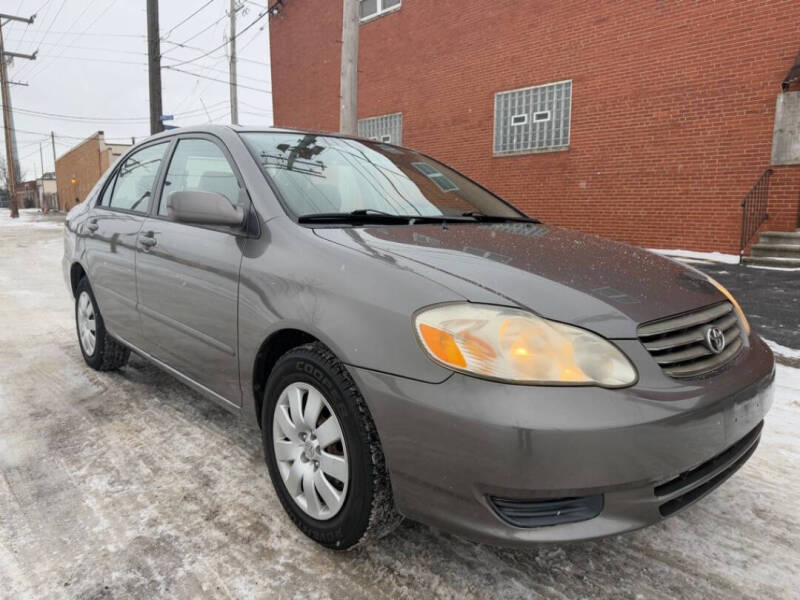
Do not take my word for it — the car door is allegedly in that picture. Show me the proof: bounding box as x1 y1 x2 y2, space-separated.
82 141 171 348
135 136 247 406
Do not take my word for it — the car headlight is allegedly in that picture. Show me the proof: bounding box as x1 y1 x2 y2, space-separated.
705 275 750 336
414 303 637 387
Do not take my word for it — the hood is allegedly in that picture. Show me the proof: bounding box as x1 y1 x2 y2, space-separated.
314 222 725 339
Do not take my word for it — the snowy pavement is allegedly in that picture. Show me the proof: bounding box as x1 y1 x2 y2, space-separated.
653 248 800 352
1 211 798 599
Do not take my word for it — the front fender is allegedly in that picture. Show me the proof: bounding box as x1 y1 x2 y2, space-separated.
237 218 462 426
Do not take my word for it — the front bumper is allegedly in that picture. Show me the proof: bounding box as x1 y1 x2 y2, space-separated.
348 334 775 546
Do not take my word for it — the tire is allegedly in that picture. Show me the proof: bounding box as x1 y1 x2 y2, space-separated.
262 342 402 550
75 277 130 371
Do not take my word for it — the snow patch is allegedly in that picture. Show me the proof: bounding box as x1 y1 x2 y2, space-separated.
746 264 800 272
0 208 63 229
764 338 800 360
649 248 740 264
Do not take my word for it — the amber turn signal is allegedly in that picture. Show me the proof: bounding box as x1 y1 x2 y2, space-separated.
418 323 467 368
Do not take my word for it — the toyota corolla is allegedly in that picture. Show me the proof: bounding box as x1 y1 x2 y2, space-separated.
63 125 774 549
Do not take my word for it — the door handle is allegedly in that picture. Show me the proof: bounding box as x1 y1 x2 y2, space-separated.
139 232 157 249
86 220 99 232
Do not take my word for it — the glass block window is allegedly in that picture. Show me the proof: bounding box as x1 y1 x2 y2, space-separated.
358 112 402 145
360 0 401 21
411 162 459 192
493 80 572 156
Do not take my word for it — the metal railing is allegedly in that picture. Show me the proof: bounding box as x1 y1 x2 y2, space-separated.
739 169 773 262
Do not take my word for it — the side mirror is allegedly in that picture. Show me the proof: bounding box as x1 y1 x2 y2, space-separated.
167 190 245 226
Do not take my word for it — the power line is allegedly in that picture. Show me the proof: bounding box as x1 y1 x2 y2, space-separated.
11 0 66 78
4 38 148 56
160 11 229 56
14 0 90 80
13 28 144 38
161 0 215 40
12 0 54 53
166 5 270 67
29 54 145 66
25 0 122 81
164 65 271 93
10 101 231 124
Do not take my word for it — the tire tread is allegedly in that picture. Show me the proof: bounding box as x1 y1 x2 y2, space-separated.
76 277 130 371
268 342 402 549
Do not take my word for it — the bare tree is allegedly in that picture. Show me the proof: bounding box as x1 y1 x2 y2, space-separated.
0 159 8 211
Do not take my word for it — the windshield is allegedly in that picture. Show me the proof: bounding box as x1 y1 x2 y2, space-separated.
240 132 526 220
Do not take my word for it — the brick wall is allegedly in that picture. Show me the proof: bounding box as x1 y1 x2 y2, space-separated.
270 0 800 252
55 133 130 212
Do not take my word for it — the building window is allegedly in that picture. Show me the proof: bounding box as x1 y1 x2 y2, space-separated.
412 162 459 192
493 80 571 156
360 0 401 22
358 112 402 145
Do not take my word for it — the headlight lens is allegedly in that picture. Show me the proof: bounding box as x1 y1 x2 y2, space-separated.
414 304 637 387
705 275 750 336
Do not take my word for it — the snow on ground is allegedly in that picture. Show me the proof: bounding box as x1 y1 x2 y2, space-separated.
651 247 800 271
649 248 741 265
764 338 800 361
0 207 65 229
1 219 799 599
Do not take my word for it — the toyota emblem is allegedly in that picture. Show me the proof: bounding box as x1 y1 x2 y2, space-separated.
705 327 726 354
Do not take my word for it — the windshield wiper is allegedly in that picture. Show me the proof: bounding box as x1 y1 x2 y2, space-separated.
298 210 424 224
297 209 541 225
460 211 541 223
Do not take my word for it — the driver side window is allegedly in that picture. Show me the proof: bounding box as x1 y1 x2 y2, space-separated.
108 142 169 213
158 138 240 217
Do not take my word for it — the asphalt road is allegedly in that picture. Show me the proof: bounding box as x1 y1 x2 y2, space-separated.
1 213 798 599
695 261 800 351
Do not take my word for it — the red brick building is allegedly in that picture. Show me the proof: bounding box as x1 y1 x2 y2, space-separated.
269 0 800 254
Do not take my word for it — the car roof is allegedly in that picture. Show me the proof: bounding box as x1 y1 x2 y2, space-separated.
143 124 376 145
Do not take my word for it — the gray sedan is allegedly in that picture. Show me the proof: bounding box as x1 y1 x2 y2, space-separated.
63 125 774 549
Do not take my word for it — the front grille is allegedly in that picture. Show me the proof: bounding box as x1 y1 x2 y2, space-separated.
655 421 763 517
637 302 744 377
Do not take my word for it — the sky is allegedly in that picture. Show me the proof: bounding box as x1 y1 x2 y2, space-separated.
1 0 273 182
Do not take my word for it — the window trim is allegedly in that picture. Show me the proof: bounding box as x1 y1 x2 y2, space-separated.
146 132 256 237
533 110 551 123
492 79 573 157
94 138 175 216
360 0 401 23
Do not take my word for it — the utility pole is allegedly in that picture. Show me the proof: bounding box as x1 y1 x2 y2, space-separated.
0 11 36 218
229 0 239 125
51 131 58 210
39 141 46 212
339 0 359 135
146 0 164 135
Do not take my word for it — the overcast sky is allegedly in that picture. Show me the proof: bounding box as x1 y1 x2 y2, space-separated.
2 0 272 181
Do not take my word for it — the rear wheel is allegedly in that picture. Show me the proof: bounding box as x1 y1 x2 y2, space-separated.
262 342 401 549
75 278 130 371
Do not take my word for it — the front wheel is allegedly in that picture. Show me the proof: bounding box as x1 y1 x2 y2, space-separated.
75 277 130 371
262 342 401 549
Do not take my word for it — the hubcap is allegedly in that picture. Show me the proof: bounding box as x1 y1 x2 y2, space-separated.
272 382 349 520
77 291 97 356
